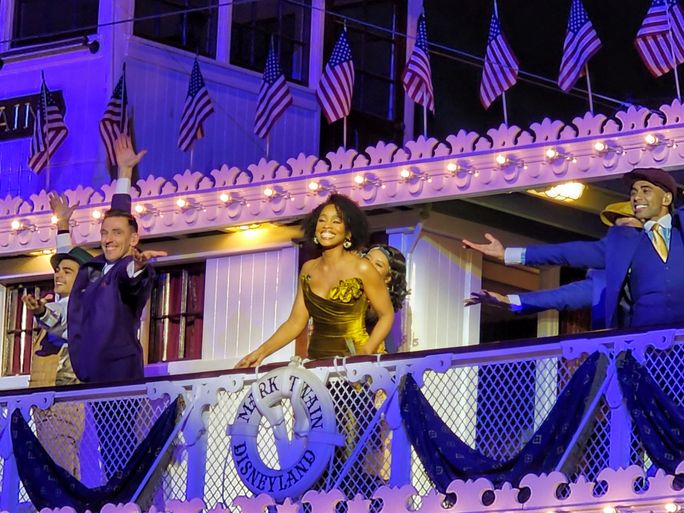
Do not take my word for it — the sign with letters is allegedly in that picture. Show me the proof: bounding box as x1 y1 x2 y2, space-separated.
228 362 343 501
0 92 66 141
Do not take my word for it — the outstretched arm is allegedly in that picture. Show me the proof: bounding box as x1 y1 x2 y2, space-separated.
464 290 511 308
235 283 310 368
462 233 506 261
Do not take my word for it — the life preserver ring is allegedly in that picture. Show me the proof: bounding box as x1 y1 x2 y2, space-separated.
229 362 343 501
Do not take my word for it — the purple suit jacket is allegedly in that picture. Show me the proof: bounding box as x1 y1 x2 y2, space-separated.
67 193 155 383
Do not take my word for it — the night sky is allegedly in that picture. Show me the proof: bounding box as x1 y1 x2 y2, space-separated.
425 0 681 138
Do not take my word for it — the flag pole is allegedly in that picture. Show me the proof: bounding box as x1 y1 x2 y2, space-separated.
189 148 194 170
41 71 51 190
266 134 271 160
584 64 595 113
343 117 347 149
423 106 427 137
493 0 509 125
501 92 509 125
422 90 428 137
667 6 682 101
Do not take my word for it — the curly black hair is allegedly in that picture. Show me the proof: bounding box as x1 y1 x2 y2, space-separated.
302 194 369 251
366 244 409 311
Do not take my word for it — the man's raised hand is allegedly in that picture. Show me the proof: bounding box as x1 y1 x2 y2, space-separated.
114 134 147 179
48 193 78 231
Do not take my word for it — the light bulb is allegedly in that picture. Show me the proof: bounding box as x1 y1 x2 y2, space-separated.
644 133 659 145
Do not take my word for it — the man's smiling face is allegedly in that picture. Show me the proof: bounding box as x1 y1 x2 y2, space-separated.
630 180 672 221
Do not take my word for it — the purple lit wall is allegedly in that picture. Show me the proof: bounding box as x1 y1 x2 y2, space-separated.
0 38 320 199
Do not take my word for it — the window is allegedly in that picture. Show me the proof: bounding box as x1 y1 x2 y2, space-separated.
148 263 205 363
231 0 311 84
2 280 53 376
320 0 406 153
134 0 219 58
12 0 99 48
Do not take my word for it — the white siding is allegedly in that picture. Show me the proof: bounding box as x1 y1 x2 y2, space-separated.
202 245 299 365
393 230 480 352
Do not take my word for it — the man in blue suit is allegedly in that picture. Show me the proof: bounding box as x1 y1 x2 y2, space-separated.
464 202 639 329
464 167 679 329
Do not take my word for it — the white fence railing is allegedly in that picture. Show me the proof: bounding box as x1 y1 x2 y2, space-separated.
1 327 683 512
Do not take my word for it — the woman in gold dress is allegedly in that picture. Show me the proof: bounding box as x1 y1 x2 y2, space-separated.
236 194 394 367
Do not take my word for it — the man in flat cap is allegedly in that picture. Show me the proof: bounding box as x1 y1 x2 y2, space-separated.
21 199 94 478
463 168 682 329
23 192 94 386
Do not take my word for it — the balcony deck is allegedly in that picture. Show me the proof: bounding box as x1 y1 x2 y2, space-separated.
1 325 684 512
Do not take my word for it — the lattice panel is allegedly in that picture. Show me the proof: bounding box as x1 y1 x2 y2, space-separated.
644 344 684 406
205 389 249 506
324 378 390 498
28 395 170 486
627 343 684 477
412 356 607 493
572 396 611 496
139 431 188 511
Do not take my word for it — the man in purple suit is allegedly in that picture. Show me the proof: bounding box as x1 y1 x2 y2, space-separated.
67 135 166 384
62 135 167 479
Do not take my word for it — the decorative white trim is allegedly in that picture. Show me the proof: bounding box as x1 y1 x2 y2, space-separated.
3 99 684 255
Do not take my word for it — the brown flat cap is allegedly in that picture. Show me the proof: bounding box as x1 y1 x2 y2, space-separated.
623 167 678 198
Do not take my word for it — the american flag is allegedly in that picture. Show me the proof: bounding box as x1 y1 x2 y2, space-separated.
480 12 519 109
558 0 602 92
254 39 293 139
99 66 130 167
635 0 684 77
317 28 355 124
402 13 435 112
28 75 68 173
179 58 215 151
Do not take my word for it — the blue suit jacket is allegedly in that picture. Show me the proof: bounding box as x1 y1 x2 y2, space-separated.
517 270 607 329
522 212 681 328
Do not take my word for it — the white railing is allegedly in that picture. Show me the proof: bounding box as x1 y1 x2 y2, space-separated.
1 326 684 512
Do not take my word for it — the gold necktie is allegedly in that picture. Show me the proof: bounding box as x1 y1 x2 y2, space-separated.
651 223 668 262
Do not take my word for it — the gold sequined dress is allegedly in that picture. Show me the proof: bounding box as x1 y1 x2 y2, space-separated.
302 274 384 358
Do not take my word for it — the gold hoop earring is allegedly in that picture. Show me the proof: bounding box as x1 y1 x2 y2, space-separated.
343 239 352 249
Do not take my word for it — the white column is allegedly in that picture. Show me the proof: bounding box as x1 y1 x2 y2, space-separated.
215 0 232 64
0 0 13 52
536 267 560 337
309 0 325 89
